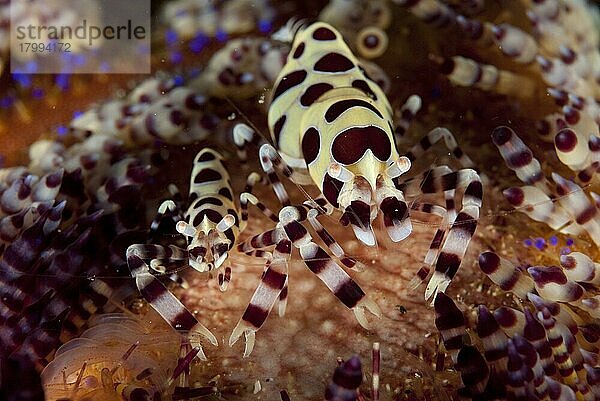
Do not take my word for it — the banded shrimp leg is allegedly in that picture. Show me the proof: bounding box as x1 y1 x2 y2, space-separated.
229 136 380 357
393 128 483 301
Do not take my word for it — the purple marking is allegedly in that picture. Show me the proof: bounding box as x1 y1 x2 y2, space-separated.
56 125 68 136
73 110 83 119
258 20 272 33
60 51 74 64
25 60 38 73
566 238 574 246
190 33 209 53
548 236 558 246
55 74 70 91
31 88 44 99
215 29 228 43
523 238 533 247
560 246 571 255
73 54 87 67
534 237 545 250
13 73 31 88
173 75 185 87
165 29 179 46
170 51 183 65
0 96 15 108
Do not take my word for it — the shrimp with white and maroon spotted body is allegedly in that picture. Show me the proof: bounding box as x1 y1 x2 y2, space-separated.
172 148 243 280
265 22 410 247
230 22 483 356
126 148 248 360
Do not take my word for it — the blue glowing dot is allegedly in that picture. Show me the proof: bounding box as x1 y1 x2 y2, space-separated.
170 51 183 65
430 85 442 99
523 238 533 247
560 246 571 255
189 32 209 53
258 20 272 33
215 29 228 43
31 88 44 99
548 236 558 246
25 60 38 73
73 110 83 119
55 74 70 91
0 96 15 108
13 73 31 88
173 75 185 87
73 54 87 67
534 237 545 250
566 238 575 246
60 51 73 63
165 29 178 46
56 125 67 136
